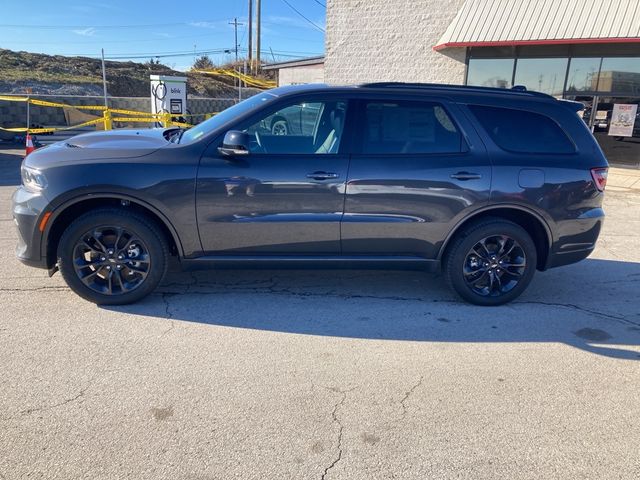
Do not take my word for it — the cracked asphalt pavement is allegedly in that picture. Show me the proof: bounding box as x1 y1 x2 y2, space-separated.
1 148 640 479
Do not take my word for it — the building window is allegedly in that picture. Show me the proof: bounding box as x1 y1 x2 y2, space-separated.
513 58 568 97
467 58 514 89
566 57 601 93
597 57 640 95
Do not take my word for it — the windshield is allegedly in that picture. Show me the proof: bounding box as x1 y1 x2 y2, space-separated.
180 92 278 144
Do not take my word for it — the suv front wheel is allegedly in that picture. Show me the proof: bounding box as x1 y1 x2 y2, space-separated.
57 208 169 305
444 219 537 306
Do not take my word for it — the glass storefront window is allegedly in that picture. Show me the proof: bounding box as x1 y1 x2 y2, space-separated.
513 58 568 96
566 57 601 93
597 57 640 95
467 58 514 88
465 52 640 168
591 97 640 168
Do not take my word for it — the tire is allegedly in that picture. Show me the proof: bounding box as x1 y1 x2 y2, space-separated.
57 208 169 305
271 118 289 135
443 219 537 306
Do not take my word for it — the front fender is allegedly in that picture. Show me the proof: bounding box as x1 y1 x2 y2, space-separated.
41 189 191 261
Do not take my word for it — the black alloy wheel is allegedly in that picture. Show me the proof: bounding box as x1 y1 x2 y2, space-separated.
72 226 151 296
462 235 526 297
58 208 168 305
444 219 537 306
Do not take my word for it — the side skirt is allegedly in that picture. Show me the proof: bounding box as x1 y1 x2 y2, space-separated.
180 255 440 272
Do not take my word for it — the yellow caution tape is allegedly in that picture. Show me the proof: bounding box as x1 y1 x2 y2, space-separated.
109 108 157 116
111 117 193 128
0 95 30 102
0 96 107 111
0 117 104 134
29 98 108 111
111 117 158 123
193 69 276 89
0 94 219 132
177 112 219 118
170 121 193 127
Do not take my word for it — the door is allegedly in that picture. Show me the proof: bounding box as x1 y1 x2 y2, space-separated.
196 98 350 255
592 97 640 169
342 98 491 259
569 95 640 168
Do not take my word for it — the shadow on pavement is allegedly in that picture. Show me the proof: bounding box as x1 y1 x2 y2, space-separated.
107 257 640 360
0 146 23 186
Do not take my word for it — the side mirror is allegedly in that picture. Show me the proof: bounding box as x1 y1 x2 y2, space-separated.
218 130 251 156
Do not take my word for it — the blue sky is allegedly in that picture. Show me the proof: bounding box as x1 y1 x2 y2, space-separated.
0 0 325 70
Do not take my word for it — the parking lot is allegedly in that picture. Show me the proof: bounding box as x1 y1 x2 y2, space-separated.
1 147 639 479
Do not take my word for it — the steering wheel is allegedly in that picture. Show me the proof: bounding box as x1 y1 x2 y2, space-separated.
254 131 267 153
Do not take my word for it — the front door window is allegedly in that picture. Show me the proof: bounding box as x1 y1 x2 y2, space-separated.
241 100 347 155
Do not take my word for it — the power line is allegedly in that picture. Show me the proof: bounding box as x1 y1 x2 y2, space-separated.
62 47 321 60
0 32 226 46
312 0 326 7
279 0 326 33
0 20 226 30
0 22 184 29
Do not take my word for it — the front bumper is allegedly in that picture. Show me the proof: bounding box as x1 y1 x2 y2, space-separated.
12 186 49 269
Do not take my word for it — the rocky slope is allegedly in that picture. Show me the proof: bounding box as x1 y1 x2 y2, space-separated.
0 48 243 97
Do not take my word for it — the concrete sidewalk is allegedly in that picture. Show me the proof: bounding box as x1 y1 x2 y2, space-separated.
608 167 640 192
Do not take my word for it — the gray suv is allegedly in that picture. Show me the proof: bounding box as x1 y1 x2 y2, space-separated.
12 83 609 306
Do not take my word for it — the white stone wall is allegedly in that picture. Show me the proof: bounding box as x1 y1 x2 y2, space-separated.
278 64 325 86
325 0 467 85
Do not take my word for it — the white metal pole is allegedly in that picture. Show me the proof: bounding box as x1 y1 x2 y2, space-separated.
101 48 108 108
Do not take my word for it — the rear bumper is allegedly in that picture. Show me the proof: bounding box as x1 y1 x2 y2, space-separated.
12 187 48 269
546 208 604 269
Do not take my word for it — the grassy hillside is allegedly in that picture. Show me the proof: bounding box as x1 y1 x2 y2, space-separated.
0 48 243 97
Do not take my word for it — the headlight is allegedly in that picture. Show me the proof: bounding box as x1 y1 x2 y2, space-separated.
21 165 48 191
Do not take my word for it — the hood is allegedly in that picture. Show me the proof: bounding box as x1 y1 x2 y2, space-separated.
25 128 174 169
64 128 172 149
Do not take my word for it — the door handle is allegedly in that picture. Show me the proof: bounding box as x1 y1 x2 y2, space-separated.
306 171 339 180
450 172 482 181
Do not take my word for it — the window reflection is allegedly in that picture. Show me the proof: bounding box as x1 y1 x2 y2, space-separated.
598 57 640 95
467 58 514 88
465 54 640 169
513 58 567 96
566 57 601 93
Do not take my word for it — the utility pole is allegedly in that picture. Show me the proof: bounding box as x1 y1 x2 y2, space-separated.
248 0 253 68
256 0 261 72
229 17 244 101
229 18 241 62
101 48 108 107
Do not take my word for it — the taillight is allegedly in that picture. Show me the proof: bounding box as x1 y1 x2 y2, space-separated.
590 167 608 192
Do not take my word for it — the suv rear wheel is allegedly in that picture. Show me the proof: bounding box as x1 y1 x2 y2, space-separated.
57 208 168 305
444 219 537 306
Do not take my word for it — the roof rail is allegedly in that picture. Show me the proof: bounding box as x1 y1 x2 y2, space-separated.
357 82 554 99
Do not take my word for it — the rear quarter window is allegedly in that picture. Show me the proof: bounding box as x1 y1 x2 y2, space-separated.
468 105 575 154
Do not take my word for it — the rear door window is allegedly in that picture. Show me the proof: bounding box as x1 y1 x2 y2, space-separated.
468 105 575 154
360 101 464 154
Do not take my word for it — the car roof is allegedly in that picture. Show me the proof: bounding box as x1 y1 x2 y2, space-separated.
268 82 569 107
